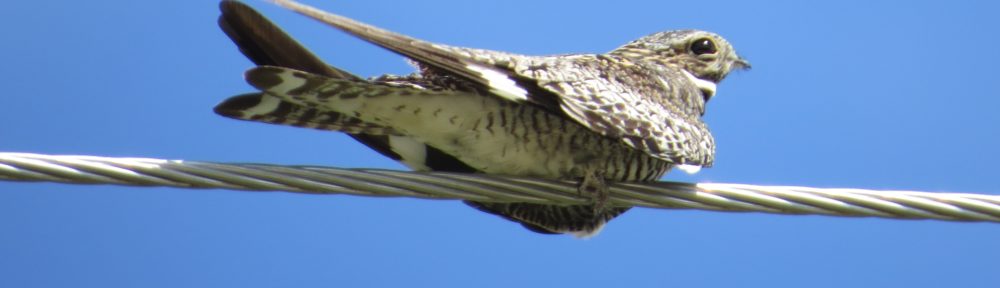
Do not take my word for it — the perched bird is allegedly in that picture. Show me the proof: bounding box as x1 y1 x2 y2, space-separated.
215 0 748 237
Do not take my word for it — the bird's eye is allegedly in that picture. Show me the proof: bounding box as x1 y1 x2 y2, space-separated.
690 38 717 55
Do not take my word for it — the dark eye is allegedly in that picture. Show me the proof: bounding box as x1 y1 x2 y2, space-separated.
690 38 717 55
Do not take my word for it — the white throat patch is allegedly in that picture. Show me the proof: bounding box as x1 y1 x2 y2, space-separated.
682 70 717 99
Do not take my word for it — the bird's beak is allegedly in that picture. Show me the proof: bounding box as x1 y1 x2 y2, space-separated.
734 57 751 70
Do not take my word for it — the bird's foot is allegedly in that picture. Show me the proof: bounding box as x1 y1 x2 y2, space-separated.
578 168 609 214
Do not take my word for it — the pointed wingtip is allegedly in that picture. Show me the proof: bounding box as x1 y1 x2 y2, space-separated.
269 0 311 15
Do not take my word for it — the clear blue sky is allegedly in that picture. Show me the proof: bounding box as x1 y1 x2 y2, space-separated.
2 0 998 287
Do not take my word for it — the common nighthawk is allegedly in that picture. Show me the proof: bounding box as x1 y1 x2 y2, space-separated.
215 0 748 237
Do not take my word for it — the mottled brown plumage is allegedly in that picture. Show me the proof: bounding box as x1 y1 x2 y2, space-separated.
216 0 747 236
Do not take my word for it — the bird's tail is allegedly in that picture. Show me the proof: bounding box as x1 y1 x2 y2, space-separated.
215 92 402 135
217 0 405 158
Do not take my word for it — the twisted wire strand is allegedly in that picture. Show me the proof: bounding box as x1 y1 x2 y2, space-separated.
1 152 998 223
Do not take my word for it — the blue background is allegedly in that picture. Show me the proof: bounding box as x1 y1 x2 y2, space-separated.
2 0 998 287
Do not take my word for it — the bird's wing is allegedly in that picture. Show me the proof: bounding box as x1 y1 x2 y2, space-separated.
270 0 549 105
272 0 713 166
511 55 715 166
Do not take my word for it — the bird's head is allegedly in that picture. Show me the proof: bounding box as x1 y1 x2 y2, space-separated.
611 30 749 85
